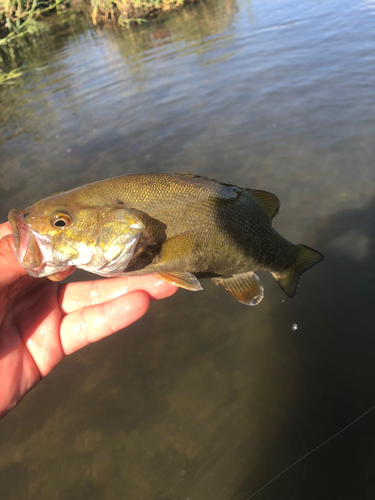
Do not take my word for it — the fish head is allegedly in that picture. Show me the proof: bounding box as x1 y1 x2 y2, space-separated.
8 195 144 278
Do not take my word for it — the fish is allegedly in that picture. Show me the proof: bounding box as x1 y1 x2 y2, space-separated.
8 172 323 305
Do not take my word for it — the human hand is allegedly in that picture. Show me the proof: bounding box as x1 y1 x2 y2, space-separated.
0 222 177 419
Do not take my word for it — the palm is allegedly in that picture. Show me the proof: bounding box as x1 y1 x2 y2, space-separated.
0 222 177 418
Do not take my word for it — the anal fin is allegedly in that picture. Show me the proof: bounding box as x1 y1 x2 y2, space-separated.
212 272 264 306
155 271 203 291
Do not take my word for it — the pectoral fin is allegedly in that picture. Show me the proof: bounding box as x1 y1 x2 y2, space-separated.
212 272 264 306
154 271 203 291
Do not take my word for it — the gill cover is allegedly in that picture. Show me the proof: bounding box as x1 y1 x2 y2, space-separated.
82 206 145 277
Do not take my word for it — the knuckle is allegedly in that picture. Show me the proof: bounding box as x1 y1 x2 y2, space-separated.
100 303 116 336
77 309 88 341
89 281 101 306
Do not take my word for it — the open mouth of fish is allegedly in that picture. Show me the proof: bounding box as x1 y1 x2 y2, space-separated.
8 208 144 279
8 209 71 278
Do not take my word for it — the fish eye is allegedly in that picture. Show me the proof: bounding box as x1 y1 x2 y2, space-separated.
51 214 71 229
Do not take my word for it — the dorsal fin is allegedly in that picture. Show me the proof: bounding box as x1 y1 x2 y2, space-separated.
179 172 205 178
246 189 280 220
177 173 241 189
177 173 280 220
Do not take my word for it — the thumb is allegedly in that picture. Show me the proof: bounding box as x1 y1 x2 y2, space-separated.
0 233 28 286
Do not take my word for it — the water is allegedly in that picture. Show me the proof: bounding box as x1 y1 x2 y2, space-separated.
0 0 375 498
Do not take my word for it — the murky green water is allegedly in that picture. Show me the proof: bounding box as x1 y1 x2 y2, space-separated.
1 0 375 498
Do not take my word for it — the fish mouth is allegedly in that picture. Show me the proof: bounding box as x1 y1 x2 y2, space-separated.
8 209 70 278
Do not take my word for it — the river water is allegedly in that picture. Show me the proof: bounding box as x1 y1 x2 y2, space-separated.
1 0 375 498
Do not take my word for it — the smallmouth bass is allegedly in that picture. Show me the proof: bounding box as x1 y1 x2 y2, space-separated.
8 173 323 305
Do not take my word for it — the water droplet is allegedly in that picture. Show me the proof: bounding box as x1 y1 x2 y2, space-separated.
291 323 298 331
181 470 186 477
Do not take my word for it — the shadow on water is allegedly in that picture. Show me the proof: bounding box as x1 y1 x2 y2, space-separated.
231 196 375 500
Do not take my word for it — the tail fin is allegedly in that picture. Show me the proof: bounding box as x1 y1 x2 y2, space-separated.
271 244 323 298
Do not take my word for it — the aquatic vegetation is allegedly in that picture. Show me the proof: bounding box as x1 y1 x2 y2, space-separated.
0 0 68 44
0 0 73 79
117 16 148 28
0 66 22 82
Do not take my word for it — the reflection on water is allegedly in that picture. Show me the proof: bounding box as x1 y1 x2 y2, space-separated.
1 0 375 498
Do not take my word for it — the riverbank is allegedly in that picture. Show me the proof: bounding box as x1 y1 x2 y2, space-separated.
0 0 194 48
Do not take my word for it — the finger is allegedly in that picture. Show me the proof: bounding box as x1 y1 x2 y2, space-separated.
0 222 13 240
0 234 28 287
59 274 178 314
60 290 150 355
47 266 76 282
